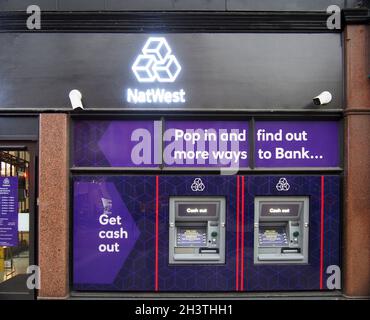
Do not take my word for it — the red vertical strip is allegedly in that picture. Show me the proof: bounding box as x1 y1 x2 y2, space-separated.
155 175 159 291
240 176 245 291
320 176 325 290
236 176 240 291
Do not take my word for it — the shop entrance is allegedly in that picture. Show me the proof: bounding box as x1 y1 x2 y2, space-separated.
0 142 37 300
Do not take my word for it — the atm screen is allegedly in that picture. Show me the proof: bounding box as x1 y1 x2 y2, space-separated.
177 227 207 247
177 203 217 217
258 226 288 247
260 203 300 217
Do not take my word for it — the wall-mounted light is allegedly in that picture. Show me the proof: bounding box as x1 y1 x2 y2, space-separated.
69 89 84 110
313 91 332 106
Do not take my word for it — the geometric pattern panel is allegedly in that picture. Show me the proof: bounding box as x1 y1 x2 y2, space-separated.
158 175 237 291
244 175 341 291
73 121 111 167
73 175 156 291
72 175 341 292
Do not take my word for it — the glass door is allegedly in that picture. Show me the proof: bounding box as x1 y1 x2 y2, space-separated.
0 142 36 300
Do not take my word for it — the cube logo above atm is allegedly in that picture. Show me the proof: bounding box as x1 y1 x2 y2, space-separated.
132 37 181 83
127 37 186 104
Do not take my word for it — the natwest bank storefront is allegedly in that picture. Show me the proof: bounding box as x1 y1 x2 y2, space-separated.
0 7 369 300
70 33 343 293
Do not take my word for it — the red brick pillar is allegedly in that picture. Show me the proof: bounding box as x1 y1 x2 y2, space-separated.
343 25 370 298
38 114 69 298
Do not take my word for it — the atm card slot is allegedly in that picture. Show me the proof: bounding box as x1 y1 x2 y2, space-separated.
199 248 219 254
281 247 301 254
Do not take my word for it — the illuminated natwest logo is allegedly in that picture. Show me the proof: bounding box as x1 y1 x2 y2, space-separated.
132 37 182 83
126 37 186 104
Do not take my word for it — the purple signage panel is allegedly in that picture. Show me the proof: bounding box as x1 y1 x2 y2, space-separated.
0 177 18 247
74 120 339 169
74 120 159 167
255 121 340 167
164 120 249 167
74 120 249 168
73 181 140 284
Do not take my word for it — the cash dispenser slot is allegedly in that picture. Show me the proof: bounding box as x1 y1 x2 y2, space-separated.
281 248 301 254
199 248 219 254
254 196 309 265
169 197 226 264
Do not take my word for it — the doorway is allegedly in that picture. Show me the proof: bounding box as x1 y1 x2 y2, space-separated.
0 142 37 300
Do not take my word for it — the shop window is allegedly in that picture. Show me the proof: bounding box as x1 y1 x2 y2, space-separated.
0 151 30 286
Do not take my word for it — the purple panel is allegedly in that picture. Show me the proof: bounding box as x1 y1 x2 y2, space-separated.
73 175 156 292
243 175 341 291
255 121 340 167
157 175 237 291
73 120 111 167
0 177 18 247
98 120 157 167
73 181 140 284
322 176 341 287
74 120 340 168
164 120 249 167
73 120 158 167
72 175 341 292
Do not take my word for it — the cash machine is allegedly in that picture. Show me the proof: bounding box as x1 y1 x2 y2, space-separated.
169 197 226 264
254 196 309 264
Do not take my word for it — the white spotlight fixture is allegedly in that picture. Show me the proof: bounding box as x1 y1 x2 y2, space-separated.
69 89 84 110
